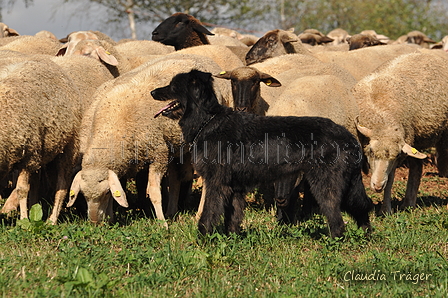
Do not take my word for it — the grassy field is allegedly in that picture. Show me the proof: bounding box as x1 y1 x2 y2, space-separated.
0 163 447 297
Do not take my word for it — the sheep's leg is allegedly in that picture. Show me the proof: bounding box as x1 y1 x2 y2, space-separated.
48 169 70 225
195 179 206 221
379 167 396 215
435 131 448 177
146 166 167 228
14 169 31 219
1 189 19 214
400 158 423 210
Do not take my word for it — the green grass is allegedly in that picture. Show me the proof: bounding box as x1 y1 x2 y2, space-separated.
0 200 447 298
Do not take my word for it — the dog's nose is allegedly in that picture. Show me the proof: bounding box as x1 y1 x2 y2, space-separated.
150 90 156 97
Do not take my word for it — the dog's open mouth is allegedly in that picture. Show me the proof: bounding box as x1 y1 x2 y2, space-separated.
154 100 180 118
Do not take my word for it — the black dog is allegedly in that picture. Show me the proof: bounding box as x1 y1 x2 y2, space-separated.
152 70 373 238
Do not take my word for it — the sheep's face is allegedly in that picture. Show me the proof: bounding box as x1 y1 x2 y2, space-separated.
80 169 114 223
364 138 403 192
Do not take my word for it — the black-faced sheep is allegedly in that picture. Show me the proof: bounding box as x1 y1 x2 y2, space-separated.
245 29 311 65
347 34 387 51
405 30 436 48
298 29 334 46
353 52 448 214
152 13 214 50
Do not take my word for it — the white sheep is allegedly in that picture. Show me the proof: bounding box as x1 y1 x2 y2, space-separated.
0 58 82 222
353 52 448 214
0 35 62 55
312 44 420 81
0 23 19 37
57 30 117 56
67 39 133 77
68 56 229 225
327 28 350 45
171 44 244 71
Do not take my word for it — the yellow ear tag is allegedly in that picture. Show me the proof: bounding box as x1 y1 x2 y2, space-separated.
219 71 226 75
113 190 121 197
105 51 111 55
266 79 272 86
411 147 418 155
69 190 75 197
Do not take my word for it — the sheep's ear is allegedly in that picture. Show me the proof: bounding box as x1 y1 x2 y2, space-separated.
280 31 299 43
108 170 128 207
192 22 214 36
213 71 232 79
260 73 281 87
67 171 82 207
96 47 119 66
6 27 19 37
56 44 67 56
402 144 427 159
355 116 372 137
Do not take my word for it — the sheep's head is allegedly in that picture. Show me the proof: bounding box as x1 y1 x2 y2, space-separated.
214 67 281 113
152 13 214 50
245 29 299 65
356 119 426 192
0 23 19 38
68 168 128 223
347 34 387 50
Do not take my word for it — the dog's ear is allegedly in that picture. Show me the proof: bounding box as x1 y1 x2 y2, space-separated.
191 69 212 83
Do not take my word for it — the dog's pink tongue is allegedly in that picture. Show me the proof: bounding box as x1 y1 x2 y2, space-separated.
154 102 174 118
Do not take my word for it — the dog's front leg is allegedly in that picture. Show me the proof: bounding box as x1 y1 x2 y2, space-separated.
224 192 246 234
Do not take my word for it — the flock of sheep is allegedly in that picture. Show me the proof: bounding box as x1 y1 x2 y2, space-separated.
0 12 447 232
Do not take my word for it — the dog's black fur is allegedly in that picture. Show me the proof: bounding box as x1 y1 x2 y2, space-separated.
151 70 373 238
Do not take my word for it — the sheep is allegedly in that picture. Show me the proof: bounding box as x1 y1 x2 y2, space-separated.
171 44 244 71
210 27 259 46
245 29 312 65
267 74 359 136
430 35 448 52
327 28 350 45
67 56 229 224
113 40 175 69
359 30 390 44
152 13 214 50
68 39 133 77
0 54 116 221
34 30 59 41
57 30 117 56
312 44 419 81
298 29 334 46
352 52 448 214
0 23 19 37
0 58 82 222
0 35 62 55
405 30 436 48
347 33 387 50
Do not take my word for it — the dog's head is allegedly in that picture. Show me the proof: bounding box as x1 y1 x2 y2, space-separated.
152 69 220 120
